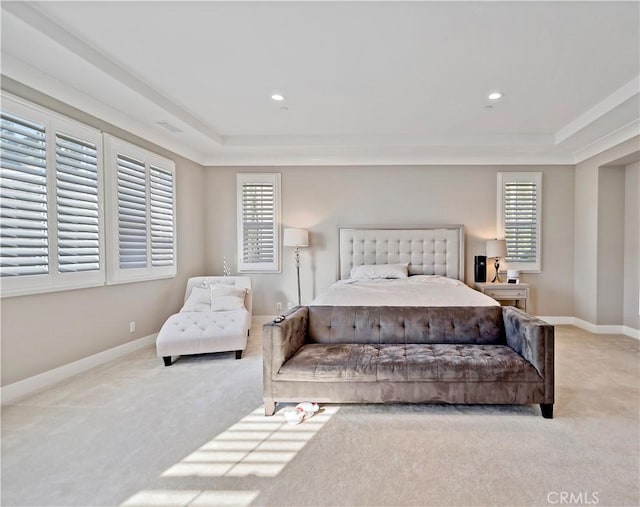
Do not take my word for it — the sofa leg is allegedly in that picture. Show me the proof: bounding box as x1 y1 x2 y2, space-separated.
264 400 276 416
163 356 172 367
235 350 243 360
540 403 553 419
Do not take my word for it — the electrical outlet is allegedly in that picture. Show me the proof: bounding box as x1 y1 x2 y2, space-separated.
129 321 136 333
287 302 293 310
276 302 282 313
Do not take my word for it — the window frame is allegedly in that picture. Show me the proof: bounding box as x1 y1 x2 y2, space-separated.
236 173 281 273
1 94 105 297
103 134 177 285
496 171 542 273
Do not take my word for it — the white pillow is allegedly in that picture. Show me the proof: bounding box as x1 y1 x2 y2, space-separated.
210 284 247 299
210 295 245 311
204 279 236 287
350 263 409 280
181 286 211 312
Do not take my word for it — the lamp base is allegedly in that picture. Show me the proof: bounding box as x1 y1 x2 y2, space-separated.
295 247 301 306
491 259 501 283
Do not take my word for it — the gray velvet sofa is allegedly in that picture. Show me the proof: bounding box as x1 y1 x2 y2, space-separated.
263 305 554 418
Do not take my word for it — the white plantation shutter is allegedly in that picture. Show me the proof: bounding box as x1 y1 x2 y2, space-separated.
55 132 100 273
237 173 280 272
0 111 49 277
497 172 542 272
1 96 177 295
1 96 105 297
242 183 275 263
105 135 176 284
504 181 537 262
149 166 174 267
116 154 147 269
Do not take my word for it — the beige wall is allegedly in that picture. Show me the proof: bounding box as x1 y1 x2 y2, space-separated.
573 162 599 323
574 137 640 325
0 80 206 386
597 166 626 325
624 162 640 329
204 165 575 317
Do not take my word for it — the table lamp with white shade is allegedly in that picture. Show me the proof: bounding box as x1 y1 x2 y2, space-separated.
283 228 309 306
486 239 507 283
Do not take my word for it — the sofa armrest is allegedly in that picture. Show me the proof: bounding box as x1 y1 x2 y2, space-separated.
262 306 308 415
502 306 554 403
263 306 309 380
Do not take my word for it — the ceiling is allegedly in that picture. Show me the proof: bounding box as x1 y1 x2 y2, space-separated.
1 1 639 166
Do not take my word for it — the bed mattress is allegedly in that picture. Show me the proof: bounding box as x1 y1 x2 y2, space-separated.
310 275 499 307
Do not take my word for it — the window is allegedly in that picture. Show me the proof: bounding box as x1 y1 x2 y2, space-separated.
237 173 281 272
497 172 542 273
0 95 176 297
1 96 104 297
104 135 176 284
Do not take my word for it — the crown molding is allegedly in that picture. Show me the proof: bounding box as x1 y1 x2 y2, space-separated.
201 149 575 167
221 133 554 148
556 75 640 145
571 119 640 164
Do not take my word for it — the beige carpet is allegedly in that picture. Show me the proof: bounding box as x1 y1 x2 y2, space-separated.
1 325 638 507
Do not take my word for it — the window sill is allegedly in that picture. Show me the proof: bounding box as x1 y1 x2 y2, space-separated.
106 273 177 286
2 273 177 298
1 280 106 299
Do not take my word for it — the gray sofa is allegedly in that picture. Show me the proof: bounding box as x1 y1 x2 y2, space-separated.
263 305 554 418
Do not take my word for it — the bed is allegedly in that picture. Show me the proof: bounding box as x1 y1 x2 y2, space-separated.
310 226 498 307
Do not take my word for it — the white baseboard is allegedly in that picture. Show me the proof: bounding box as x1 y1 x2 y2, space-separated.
573 318 624 335
537 316 640 340
536 316 576 326
622 326 640 340
1 333 157 406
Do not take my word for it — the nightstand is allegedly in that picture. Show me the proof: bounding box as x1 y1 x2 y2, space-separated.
474 282 530 312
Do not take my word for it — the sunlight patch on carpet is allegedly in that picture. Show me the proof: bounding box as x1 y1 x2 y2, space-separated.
121 489 259 507
161 405 339 479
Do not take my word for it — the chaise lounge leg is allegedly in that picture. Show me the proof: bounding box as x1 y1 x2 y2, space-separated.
163 356 172 367
264 400 276 416
540 403 553 419
235 350 243 360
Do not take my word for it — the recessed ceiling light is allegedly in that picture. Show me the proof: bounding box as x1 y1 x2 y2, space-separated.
483 105 494 110
271 94 285 101
488 91 504 101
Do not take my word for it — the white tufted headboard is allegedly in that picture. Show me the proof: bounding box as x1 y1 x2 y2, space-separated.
338 226 465 281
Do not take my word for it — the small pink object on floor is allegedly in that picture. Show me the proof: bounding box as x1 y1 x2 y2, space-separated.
296 402 320 419
282 402 319 425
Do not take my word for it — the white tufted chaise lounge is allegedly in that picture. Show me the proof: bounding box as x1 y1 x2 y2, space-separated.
156 276 252 366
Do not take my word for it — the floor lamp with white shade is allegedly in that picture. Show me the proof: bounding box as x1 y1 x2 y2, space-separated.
283 228 309 306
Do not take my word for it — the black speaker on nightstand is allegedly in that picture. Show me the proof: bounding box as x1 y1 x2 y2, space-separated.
474 255 487 283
